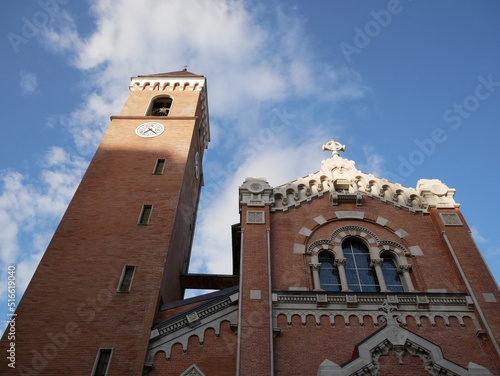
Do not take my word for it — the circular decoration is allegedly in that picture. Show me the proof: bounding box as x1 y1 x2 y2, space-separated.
430 184 447 196
248 182 263 193
135 122 164 138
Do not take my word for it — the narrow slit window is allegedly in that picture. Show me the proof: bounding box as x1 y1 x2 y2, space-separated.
118 265 136 292
138 205 152 225
92 349 113 376
153 159 166 175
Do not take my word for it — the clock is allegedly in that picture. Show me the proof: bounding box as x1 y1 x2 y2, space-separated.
135 122 164 137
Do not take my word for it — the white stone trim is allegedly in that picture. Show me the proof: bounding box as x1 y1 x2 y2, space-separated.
483 293 497 303
439 212 464 226
376 216 388 226
314 215 327 225
250 290 262 300
335 211 365 219
264 153 459 213
394 228 409 238
293 243 306 254
299 227 313 237
316 321 492 375
409 245 424 256
130 77 205 92
246 210 265 224
180 364 205 376
148 294 238 361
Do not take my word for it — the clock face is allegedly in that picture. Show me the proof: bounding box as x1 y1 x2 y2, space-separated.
135 122 164 138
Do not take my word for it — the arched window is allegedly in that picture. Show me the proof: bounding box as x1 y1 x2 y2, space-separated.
381 254 404 292
343 239 379 292
318 252 341 291
147 96 172 116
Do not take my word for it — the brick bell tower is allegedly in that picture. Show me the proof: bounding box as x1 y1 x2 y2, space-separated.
0 70 210 375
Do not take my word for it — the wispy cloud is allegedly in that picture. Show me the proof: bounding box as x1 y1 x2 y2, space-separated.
0 147 87 300
360 145 385 178
35 0 368 155
3 0 371 312
20 71 38 96
470 225 488 244
191 134 332 275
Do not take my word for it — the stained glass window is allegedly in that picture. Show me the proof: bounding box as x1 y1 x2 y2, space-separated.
318 252 341 291
381 255 404 292
343 239 380 292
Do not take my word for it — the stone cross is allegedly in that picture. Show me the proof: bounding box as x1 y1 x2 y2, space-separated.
322 139 346 157
380 300 399 325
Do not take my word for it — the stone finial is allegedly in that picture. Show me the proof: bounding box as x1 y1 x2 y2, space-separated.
322 139 346 157
239 178 274 207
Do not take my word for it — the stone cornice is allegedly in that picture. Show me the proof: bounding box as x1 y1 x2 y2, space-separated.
110 116 198 120
240 152 460 213
148 291 239 362
129 75 206 92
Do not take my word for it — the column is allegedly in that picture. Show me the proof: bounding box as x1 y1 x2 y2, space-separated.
334 258 350 292
398 264 415 292
310 263 322 291
371 259 389 292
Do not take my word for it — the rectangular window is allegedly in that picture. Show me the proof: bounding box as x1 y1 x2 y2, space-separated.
153 159 166 175
117 265 136 292
138 205 153 225
92 349 113 376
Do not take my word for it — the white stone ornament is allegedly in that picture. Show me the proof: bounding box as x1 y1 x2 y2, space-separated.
136 122 165 137
430 184 448 196
322 139 346 157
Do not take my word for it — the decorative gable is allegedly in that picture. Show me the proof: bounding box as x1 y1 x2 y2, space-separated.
317 301 493 376
239 139 460 214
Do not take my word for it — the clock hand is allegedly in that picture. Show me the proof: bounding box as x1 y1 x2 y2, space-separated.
148 127 157 134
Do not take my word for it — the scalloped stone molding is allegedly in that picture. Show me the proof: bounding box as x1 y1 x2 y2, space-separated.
273 292 479 331
129 74 210 150
240 142 460 213
129 76 205 92
306 225 411 258
148 292 238 362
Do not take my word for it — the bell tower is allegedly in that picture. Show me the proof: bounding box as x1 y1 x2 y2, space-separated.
0 70 210 375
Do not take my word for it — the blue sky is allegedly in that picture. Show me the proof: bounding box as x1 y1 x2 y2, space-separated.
1 0 499 332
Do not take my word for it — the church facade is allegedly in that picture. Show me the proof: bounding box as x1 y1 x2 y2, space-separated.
1 71 499 375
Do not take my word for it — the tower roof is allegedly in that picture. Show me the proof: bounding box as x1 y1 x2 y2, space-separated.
138 70 204 78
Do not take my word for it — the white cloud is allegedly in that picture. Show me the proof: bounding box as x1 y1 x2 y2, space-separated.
191 134 333 275
20 71 37 96
8 0 371 304
360 145 385 178
0 148 87 305
36 0 368 155
470 225 488 244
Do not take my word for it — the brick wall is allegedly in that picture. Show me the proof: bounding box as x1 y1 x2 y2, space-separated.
0 84 205 375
